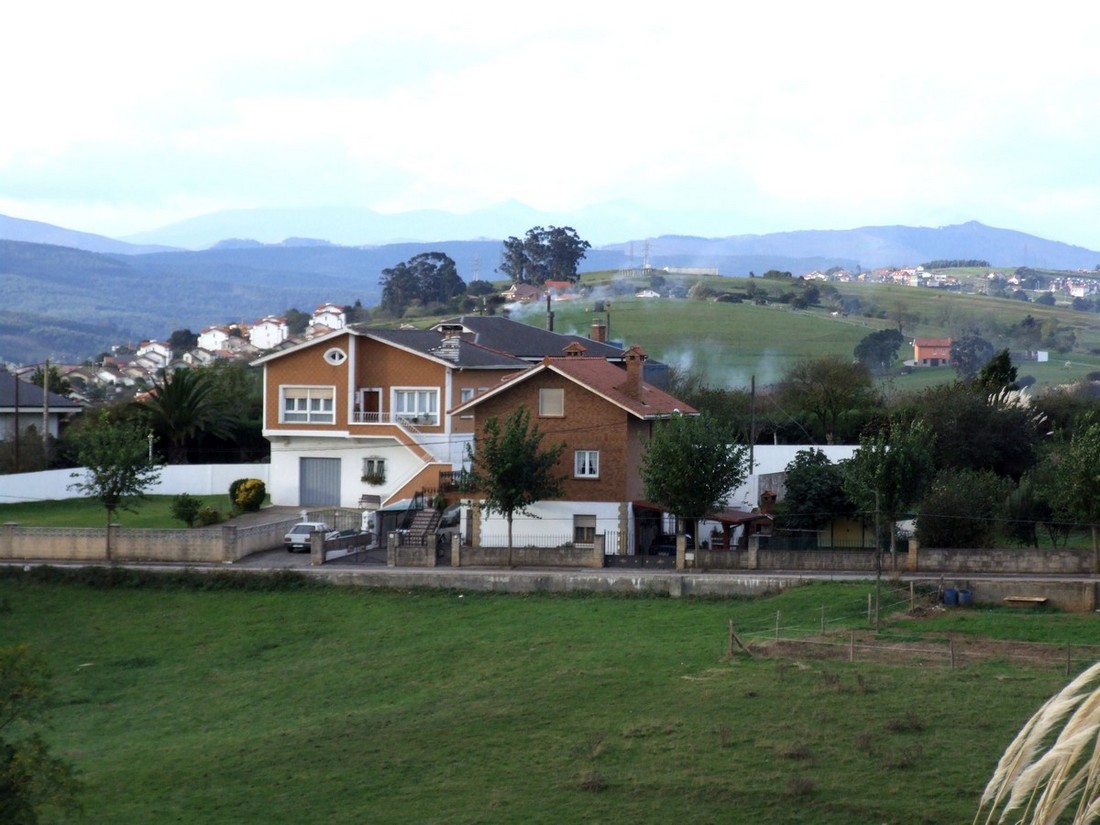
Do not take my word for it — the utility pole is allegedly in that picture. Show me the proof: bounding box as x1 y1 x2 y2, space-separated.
42 358 50 465
874 488 882 632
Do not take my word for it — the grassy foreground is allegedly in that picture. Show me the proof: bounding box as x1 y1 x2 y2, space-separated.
1 574 1079 824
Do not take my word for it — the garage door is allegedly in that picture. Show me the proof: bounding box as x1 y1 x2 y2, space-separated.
300 457 341 506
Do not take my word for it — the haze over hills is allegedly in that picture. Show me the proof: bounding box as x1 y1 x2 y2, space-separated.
3 205 1100 365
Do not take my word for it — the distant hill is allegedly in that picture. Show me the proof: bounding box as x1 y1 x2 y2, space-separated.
5 207 1100 364
0 214 176 255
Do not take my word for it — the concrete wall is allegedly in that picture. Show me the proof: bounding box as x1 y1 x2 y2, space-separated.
953 579 1098 613
0 464 270 505
0 517 297 563
913 546 1095 575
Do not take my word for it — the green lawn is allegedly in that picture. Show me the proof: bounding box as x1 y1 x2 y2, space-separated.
0 494 236 528
2 574 1078 824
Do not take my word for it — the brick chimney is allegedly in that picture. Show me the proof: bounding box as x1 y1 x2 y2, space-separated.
759 490 777 515
591 318 607 342
623 345 646 399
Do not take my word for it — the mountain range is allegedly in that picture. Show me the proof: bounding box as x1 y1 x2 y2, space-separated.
2 205 1099 365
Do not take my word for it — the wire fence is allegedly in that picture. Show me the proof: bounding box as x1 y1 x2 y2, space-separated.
725 587 1100 676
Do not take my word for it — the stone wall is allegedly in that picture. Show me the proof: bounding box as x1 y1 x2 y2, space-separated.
0 519 296 564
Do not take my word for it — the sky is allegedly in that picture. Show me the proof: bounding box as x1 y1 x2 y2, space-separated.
3 1 1100 248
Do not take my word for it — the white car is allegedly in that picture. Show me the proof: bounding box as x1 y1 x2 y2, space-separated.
283 522 338 552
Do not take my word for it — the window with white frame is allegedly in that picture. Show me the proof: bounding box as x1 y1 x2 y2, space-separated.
574 514 596 546
574 449 599 478
394 388 439 425
539 387 564 417
280 386 335 423
459 387 475 419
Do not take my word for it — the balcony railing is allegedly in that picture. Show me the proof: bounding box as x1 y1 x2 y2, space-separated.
352 411 439 430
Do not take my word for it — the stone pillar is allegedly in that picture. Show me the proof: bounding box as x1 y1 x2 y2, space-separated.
908 537 919 572
746 535 760 570
221 525 238 563
451 533 461 568
593 534 606 569
1 522 15 559
107 522 119 563
310 530 325 565
676 534 686 571
387 532 398 567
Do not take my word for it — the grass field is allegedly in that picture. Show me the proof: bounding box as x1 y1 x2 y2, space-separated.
539 273 1100 391
0 495 237 528
2 572 1085 824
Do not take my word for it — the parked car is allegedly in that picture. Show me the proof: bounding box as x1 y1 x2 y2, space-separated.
283 521 339 552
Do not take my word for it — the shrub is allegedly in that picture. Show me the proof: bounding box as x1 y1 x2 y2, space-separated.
232 478 266 512
197 506 223 526
170 493 202 527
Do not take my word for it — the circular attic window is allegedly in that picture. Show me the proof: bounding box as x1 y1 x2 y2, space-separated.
323 347 347 366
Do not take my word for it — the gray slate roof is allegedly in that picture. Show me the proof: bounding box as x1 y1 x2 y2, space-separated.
0 370 83 410
430 315 628 361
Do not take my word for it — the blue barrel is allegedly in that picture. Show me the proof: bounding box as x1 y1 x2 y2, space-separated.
943 587 959 606
957 589 973 607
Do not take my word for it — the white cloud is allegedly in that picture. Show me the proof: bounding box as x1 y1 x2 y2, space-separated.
4 2 1100 245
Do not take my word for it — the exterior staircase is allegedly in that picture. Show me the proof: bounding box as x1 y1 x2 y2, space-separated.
406 506 442 546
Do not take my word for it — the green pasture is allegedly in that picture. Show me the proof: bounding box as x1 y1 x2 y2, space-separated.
1 574 1081 824
0 494 234 528
542 275 1100 391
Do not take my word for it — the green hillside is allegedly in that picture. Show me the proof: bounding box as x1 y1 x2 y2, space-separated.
528 272 1100 392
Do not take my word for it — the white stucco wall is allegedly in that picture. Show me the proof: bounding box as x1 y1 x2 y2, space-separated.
0 464 271 505
474 500 626 549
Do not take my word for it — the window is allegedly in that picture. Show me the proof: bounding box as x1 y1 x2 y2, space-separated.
574 515 596 546
394 388 439 425
539 387 564 417
574 450 599 478
361 457 386 484
460 387 475 419
281 386 335 423
323 347 347 365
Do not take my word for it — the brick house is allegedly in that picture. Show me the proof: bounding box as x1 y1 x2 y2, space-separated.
454 344 695 555
912 337 952 367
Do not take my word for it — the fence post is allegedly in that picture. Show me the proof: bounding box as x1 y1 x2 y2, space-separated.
1067 642 1072 677
849 631 855 663
775 611 780 641
221 524 238 563
949 638 955 670
820 605 825 636
593 533 606 569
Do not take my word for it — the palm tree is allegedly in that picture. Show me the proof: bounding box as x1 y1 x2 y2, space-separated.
138 368 232 463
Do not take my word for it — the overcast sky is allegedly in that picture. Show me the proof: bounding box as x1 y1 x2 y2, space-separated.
4 2 1100 248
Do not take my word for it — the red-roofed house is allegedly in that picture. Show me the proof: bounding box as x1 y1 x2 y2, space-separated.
454 344 696 555
912 337 952 367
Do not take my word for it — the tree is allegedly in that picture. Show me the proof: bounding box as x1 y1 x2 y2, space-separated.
975 348 1019 393
137 368 232 463
775 448 855 532
951 333 994 381
853 328 905 374
1053 419 1100 573
67 412 161 560
915 468 1008 548
640 412 748 540
780 357 878 444
498 226 591 285
380 252 464 316
844 419 935 555
465 406 566 566
167 328 198 356
0 645 82 824
843 419 935 628
27 365 71 397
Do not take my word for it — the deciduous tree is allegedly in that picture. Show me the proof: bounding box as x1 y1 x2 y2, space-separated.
640 412 748 540
466 406 566 565
67 412 162 560
0 645 82 824
499 226 591 285
1053 419 1100 573
775 448 854 532
780 357 878 443
854 328 905 374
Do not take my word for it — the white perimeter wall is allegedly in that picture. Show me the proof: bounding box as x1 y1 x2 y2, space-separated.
0 464 271 505
475 500 624 548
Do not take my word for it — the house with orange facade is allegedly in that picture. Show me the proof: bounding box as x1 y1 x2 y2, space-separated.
252 315 669 513
912 337 952 367
452 344 695 555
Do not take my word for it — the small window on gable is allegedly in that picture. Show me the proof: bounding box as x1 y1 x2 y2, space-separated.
539 387 564 417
